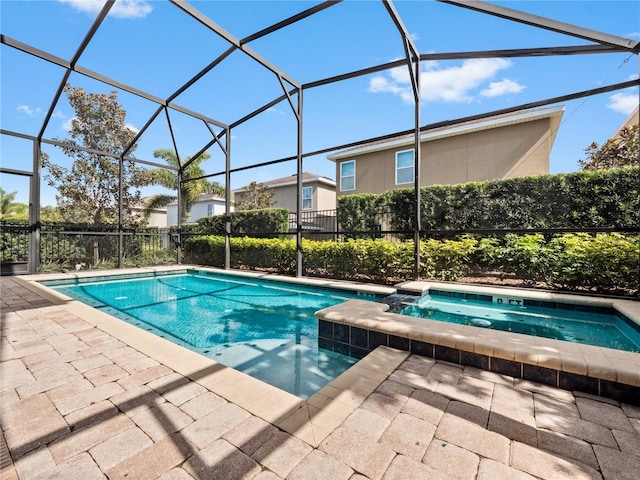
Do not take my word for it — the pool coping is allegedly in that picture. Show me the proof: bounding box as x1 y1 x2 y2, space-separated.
13 265 406 448
315 280 640 403
15 265 640 437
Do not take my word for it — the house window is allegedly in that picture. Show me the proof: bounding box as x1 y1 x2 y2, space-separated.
207 204 213 217
396 149 414 185
302 186 313 210
340 160 355 191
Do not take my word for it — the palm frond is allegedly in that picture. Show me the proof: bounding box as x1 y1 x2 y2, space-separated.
141 194 176 217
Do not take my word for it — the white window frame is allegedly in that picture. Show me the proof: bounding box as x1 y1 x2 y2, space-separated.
302 186 313 210
395 149 414 185
340 160 356 192
207 203 213 217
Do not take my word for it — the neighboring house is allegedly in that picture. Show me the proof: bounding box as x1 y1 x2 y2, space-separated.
166 193 233 226
611 106 639 139
131 197 167 228
328 106 564 197
233 172 337 212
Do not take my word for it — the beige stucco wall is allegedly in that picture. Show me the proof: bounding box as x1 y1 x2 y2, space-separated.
612 107 639 139
271 184 297 211
315 184 337 211
336 117 553 196
235 181 336 211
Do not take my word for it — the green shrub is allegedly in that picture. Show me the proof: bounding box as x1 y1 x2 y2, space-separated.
544 233 639 292
184 235 226 266
302 239 413 281
232 237 296 273
231 208 289 236
474 232 639 293
185 233 638 294
194 215 225 234
354 167 640 232
337 194 383 238
421 235 478 280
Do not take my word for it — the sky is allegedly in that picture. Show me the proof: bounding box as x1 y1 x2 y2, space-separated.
1 0 639 207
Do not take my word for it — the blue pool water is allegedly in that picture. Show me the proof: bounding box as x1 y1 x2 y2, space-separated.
399 294 640 352
47 271 380 398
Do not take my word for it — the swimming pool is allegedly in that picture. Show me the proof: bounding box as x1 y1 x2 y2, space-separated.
44 270 383 398
397 292 640 353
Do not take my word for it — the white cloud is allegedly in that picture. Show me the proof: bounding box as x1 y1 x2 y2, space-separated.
369 73 413 103
369 58 524 104
59 0 152 19
607 92 639 115
267 107 286 116
63 117 76 132
480 78 525 98
125 123 139 134
17 105 41 116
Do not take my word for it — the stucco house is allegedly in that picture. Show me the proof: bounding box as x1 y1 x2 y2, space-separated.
131 197 167 228
611 106 639 139
233 172 337 212
166 193 233 226
328 106 564 196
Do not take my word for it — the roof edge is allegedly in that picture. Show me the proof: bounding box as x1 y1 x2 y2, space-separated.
327 106 566 161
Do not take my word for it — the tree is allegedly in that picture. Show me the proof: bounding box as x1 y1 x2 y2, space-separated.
41 84 151 226
144 148 225 224
0 188 28 220
235 181 276 211
41 205 64 222
0 188 17 218
579 124 639 171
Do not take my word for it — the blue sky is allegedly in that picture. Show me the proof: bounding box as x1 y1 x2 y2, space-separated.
1 0 639 207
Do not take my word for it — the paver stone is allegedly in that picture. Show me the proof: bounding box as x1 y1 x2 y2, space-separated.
183 438 260 480
511 441 602 480
287 449 353 480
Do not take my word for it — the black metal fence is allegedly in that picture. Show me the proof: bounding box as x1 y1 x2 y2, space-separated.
1 222 178 273
0 223 29 263
289 209 394 242
40 228 174 267
289 209 338 241
2 211 639 276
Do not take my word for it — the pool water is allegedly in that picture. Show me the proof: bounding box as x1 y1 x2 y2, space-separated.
48 271 378 398
399 295 640 352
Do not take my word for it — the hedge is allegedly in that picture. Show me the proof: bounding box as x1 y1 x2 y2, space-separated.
338 167 639 233
185 236 297 274
184 208 289 236
336 194 383 237
184 233 639 294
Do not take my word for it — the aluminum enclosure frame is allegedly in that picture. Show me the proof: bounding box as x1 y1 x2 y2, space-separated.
1 0 638 277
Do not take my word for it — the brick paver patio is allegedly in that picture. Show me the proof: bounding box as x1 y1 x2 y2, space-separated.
2 276 639 479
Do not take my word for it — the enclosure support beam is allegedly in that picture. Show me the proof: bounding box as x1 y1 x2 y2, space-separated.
177 170 183 265
412 51 422 281
439 0 640 51
170 0 301 90
117 157 124 269
225 127 232 270
296 91 304 277
383 0 422 280
28 140 41 275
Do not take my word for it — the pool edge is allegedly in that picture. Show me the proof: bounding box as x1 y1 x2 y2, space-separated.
14 267 405 447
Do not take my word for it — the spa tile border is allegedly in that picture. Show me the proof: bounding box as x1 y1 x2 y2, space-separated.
316 294 640 406
318 320 640 405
